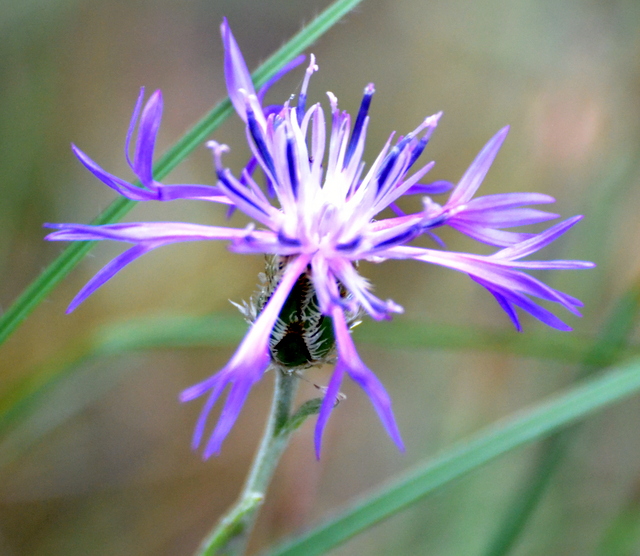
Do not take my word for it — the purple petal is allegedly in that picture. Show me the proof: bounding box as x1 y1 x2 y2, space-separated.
462 192 556 211
183 342 270 457
65 244 152 313
125 87 146 170
315 365 346 459
134 90 163 186
44 221 268 244
447 221 535 247
479 282 522 331
373 161 436 214
257 54 306 103
190 377 227 449
375 245 584 316
180 255 311 456
472 275 572 331
507 292 574 331
447 126 509 207
459 260 582 311
452 208 558 228
505 260 595 270
367 212 424 233
180 372 223 403
331 307 405 451
221 18 256 122
72 144 154 201
330 258 403 320
203 378 257 458
389 203 406 217
215 166 277 227
405 180 454 196
494 216 583 261
157 184 233 203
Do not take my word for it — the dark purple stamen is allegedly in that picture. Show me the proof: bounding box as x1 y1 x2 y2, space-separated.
421 212 448 230
239 157 258 185
263 105 285 119
236 234 260 248
373 225 421 249
286 135 299 198
297 92 307 125
375 134 414 195
376 149 400 192
407 135 429 170
375 154 396 192
336 236 362 251
228 158 259 219
265 175 275 197
366 295 393 316
247 108 277 178
389 203 406 217
344 84 375 169
217 170 270 217
277 229 302 246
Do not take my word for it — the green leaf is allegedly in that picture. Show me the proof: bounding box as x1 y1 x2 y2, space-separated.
279 397 323 436
262 357 640 556
0 0 367 347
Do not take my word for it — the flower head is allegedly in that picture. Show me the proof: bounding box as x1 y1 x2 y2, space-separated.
46 19 594 458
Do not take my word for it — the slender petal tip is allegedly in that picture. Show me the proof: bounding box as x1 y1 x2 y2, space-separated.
498 124 510 137
425 111 443 127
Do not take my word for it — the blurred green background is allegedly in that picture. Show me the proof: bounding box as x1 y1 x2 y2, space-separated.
2 0 640 554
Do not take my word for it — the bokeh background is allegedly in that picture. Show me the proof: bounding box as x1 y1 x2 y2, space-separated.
2 0 640 554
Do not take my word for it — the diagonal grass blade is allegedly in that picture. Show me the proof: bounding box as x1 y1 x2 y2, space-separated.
0 0 366 347
262 357 640 556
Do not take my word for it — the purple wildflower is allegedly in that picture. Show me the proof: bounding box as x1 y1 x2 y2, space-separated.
46 19 594 459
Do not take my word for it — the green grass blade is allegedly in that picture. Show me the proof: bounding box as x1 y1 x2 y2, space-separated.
89 315 604 361
2 310 637 444
0 313 246 441
0 314 250 470
594 494 640 556
0 197 135 346
355 321 595 363
0 313 616 471
262 357 640 556
480 280 640 556
93 313 247 355
0 0 366 347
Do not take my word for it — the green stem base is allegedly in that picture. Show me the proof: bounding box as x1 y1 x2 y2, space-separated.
195 369 299 556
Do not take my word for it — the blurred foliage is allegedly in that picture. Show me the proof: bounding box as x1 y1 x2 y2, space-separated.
3 0 640 555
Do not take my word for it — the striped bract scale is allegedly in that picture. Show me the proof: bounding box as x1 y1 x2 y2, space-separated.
254 255 356 370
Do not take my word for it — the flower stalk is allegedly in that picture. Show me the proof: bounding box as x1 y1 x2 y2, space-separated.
195 368 300 556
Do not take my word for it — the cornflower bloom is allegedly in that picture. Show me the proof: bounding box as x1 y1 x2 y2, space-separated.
46 19 594 459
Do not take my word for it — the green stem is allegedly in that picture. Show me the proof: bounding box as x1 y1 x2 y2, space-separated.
0 0 366 347
195 369 299 556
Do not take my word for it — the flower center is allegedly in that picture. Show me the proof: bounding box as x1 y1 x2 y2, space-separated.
263 256 336 369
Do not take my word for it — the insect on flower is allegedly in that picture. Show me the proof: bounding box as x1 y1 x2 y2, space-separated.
45 19 594 459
